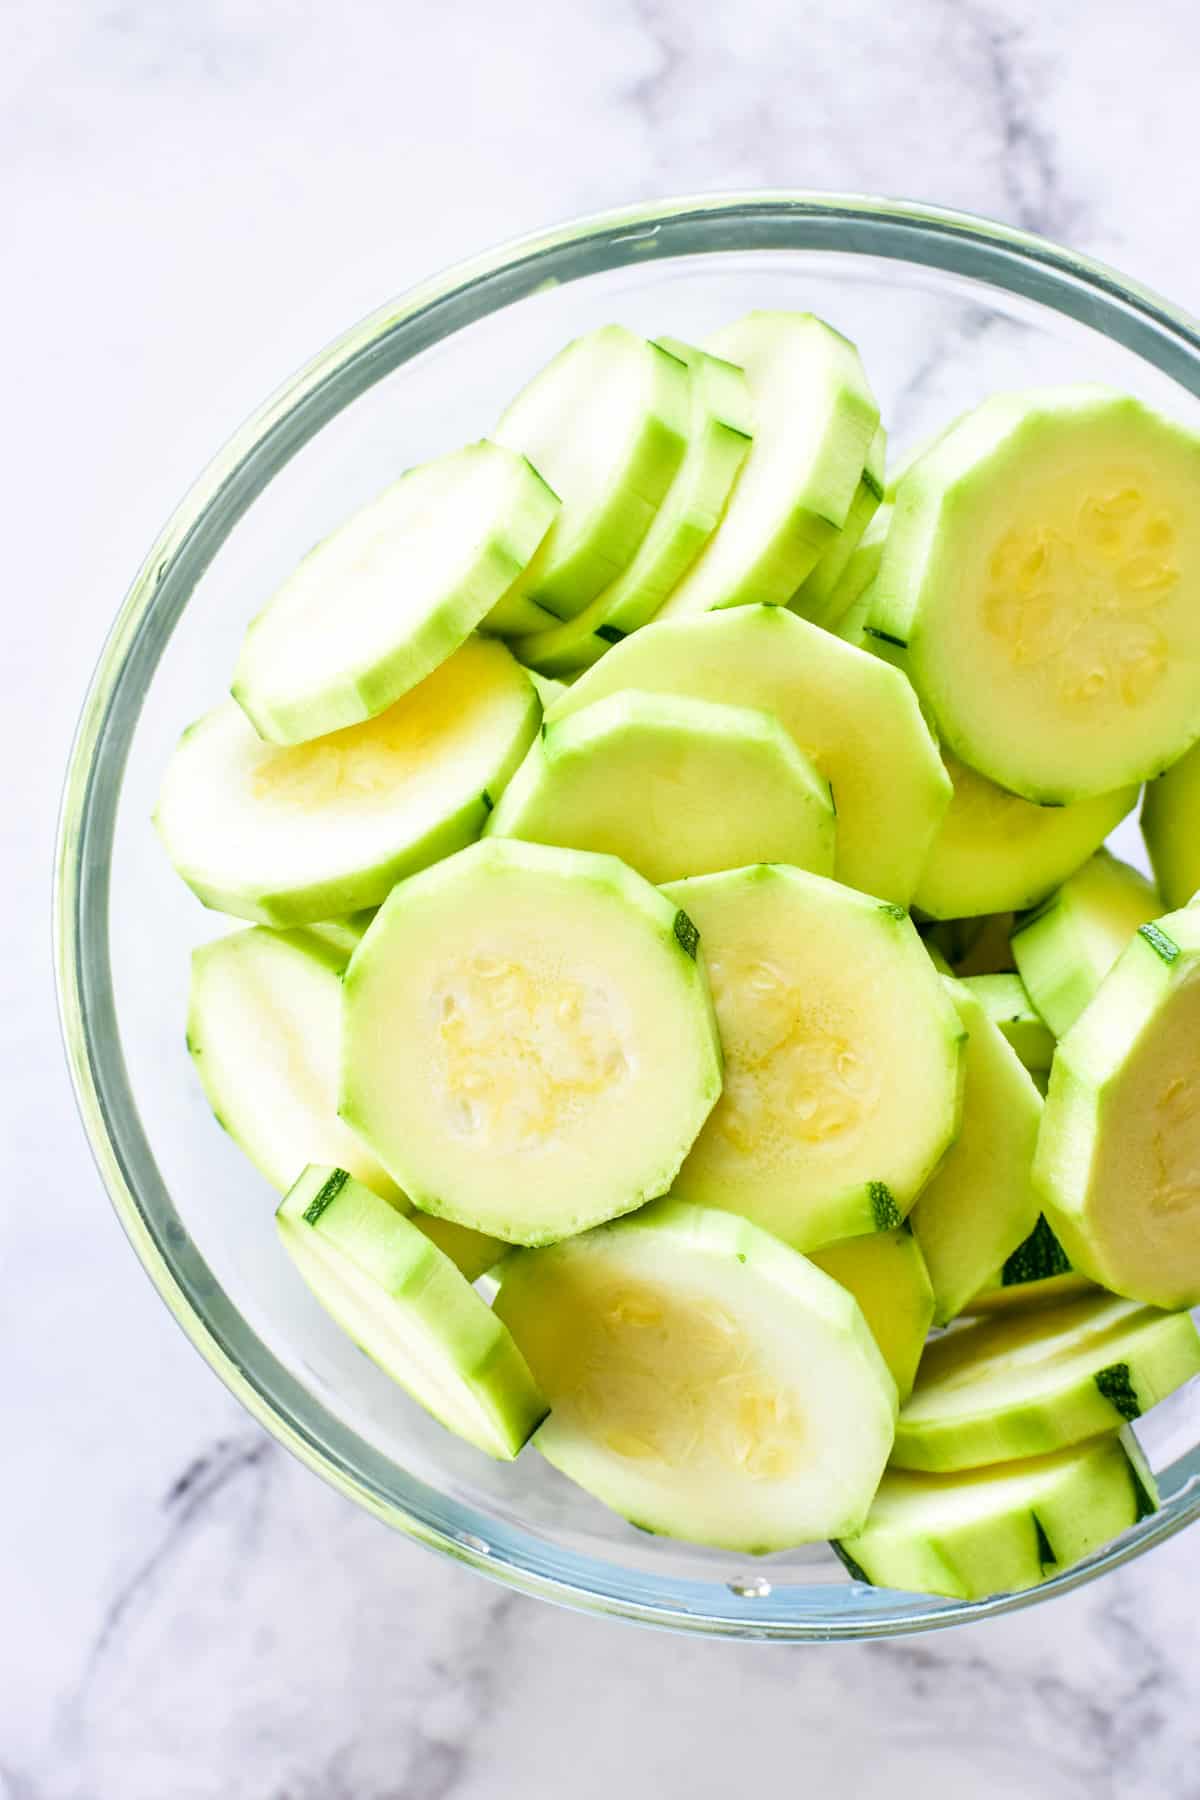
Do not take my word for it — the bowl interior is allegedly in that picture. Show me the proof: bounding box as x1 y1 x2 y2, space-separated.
66 199 1200 1637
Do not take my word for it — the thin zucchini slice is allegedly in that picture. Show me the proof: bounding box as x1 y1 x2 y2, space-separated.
277 1167 546 1459
156 635 538 926
791 424 886 626
512 342 752 675
486 690 835 885
490 326 690 622
892 1291 1200 1471
340 839 722 1245
910 980 1043 1324
1142 737 1200 908
838 1434 1157 1601
494 1199 897 1549
654 312 879 616
965 1215 1095 1316
231 441 557 745
960 973 1055 1073
663 865 964 1250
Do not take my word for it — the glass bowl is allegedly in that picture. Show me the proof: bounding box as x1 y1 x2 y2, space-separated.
55 192 1200 1640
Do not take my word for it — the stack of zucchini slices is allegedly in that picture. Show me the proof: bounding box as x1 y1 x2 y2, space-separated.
159 311 1200 1602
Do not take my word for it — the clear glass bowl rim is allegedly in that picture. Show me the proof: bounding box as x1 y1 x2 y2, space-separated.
53 190 1200 1641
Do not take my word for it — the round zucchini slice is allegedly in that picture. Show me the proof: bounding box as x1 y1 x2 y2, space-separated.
494 1199 897 1550
547 605 950 908
340 839 722 1246
873 386 1200 802
155 635 538 926
486 690 835 885
663 865 964 1251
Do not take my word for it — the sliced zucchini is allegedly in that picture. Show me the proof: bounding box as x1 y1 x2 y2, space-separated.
231 442 557 745
654 312 879 616
527 670 569 709
832 506 891 646
512 343 752 675
966 1215 1095 1316
277 1167 546 1459
959 973 1055 1073
872 386 1200 801
1142 738 1200 908
494 1198 897 1549
921 912 1017 978
1011 850 1160 1037
340 839 722 1246
910 980 1043 1324
156 635 538 926
838 1434 1157 1601
663 865 964 1250
791 425 886 626
547 606 950 907
1035 904 1200 1310
301 910 376 960
913 750 1138 921
187 925 505 1280
486 690 835 885
810 1226 934 1402
489 326 690 623
892 1291 1200 1471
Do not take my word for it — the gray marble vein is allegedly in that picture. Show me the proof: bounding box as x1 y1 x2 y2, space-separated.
7 1 1200 1796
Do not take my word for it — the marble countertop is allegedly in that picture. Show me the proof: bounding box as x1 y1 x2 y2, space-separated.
8 1 1200 1793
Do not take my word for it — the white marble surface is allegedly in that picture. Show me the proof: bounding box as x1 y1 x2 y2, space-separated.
7 1 1200 1794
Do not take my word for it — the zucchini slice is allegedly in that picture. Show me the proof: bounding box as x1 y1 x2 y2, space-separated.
231 441 557 745
340 839 722 1246
960 973 1055 1074
838 1434 1157 1601
277 1167 545 1458
663 865 964 1250
791 425 886 626
548 605 950 907
188 924 505 1280
512 342 752 675
1142 737 1200 909
810 1226 934 1403
910 980 1043 1325
872 386 1200 802
913 751 1138 922
494 1198 897 1549
490 326 690 624
486 690 835 885
892 1291 1200 1471
1011 850 1160 1037
654 312 879 616
156 635 538 926
1035 903 1200 1310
